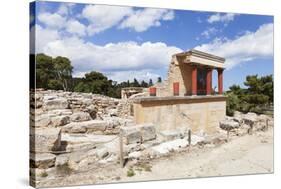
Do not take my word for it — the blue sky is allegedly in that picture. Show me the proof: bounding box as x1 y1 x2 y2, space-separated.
30 1 273 90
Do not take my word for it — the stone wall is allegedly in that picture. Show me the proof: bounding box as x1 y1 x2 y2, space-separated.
134 96 226 134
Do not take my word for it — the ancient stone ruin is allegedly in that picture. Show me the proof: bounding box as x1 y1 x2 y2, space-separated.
30 50 274 187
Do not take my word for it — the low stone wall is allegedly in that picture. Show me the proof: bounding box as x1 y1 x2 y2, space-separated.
133 96 226 134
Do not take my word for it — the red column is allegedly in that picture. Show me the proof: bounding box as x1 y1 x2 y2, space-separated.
206 68 212 95
218 69 223 95
191 66 197 95
173 82 179 96
149 87 156 96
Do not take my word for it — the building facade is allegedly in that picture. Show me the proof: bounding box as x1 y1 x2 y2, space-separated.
133 50 227 134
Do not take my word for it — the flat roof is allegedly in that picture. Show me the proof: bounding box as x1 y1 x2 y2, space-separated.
174 49 226 69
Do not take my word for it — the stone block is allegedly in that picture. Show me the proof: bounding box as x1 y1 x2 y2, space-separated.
121 127 142 144
62 120 107 133
70 112 91 122
30 153 56 169
51 115 70 127
30 128 61 152
43 98 69 111
219 120 240 131
138 123 156 142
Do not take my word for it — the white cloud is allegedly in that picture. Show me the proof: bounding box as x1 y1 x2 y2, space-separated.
119 8 174 32
207 13 236 24
201 27 218 39
195 23 273 69
57 3 75 16
82 5 133 35
38 12 66 29
35 25 181 81
65 19 86 36
35 24 60 53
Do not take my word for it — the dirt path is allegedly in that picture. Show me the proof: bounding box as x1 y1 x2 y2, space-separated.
122 128 273 182
39 128 273 187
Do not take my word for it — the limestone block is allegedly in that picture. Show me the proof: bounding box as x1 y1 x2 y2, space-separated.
51 115 70 127
138 124 156 142
62 120 107 133
243 113 257 126
48 109 72 116
35 114 52 128
43 98 69 110
30 128 61 152
219 120 240 131
121 127 142 144
55 155 69 167
30 153 56 169
70 112 91 122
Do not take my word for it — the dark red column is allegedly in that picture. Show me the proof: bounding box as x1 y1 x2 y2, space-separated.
218 69 223 95
149 87 156 96
191 66 197 95
206 68 212 95
173 82 179 96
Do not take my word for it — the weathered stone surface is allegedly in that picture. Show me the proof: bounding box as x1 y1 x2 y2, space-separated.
61 133 116 152
138 124 156 142
150 139 189 155
95 148 109 159
128 151 142 159
30 153 56 169
62 120 107 133
35 114 52 128
70 112 91 122
48 109 72 116
85 104 98 119
51 116 70 127
243 112 257 125
55 155 69 167
30 128 61 152
219 120 240 131
160 129 187 141
43 98 69 110
121 127 142 144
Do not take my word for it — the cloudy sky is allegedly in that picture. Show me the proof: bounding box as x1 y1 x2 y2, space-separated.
30 1 273 89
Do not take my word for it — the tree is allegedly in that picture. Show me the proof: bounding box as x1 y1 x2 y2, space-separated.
52 56 73 91
133 78 140 87
140 80 148 87
157 77 162 83
36 53 54 89
148 79 153 86
226 74 273 115
74 71 112 95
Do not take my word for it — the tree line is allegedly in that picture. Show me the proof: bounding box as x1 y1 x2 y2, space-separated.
36 54 160 98
226 74 273 115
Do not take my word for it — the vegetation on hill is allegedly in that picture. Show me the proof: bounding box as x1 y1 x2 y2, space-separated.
225 75 273 115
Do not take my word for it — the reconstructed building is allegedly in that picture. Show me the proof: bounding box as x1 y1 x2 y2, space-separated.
133 50 227 134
